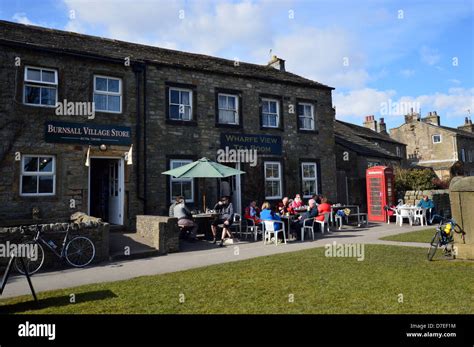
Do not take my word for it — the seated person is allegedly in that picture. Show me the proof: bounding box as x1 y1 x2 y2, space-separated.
276 197 291 215
291 199 318 239
211 196 234 247
169 195 181 217
244 200 261 224
260 201 283 239
315 196 331 221
173 197 199 242
417 195 435 224
290 194 304 210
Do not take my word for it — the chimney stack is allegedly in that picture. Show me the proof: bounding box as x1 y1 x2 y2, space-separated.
405 108 420 123
363 115 378 132
458 116 474 133
267 55 286 71
378 117 388 134
421 111 440 126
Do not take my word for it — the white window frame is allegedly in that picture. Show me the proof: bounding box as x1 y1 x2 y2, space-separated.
23 66 58 107
217 93 239 125
301 162 318 198
261 98 280 128
169 87 193 121
264 161 282 199
396 146 401 157
93 75 122 113
432 134 442 144
20 155 56 196
298 103 315 130
169 159 194 203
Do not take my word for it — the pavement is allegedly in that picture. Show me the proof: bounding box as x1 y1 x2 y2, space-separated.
0 222 433 299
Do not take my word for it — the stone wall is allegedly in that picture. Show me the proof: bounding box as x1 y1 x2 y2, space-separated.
136 215 179 254
0 222 109 271
403 189 451 217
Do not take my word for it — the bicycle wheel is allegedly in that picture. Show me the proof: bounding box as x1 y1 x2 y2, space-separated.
65 236 95 267
427 230 440 261
13 241 45 275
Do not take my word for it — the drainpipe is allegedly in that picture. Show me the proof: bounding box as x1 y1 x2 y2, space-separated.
143 63 148 214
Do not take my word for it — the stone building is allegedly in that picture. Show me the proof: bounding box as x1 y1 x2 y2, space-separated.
0 20 337 229
334 119 405 207
390 111 474 179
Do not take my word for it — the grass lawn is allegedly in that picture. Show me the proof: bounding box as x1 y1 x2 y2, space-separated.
380 228 435 243
0 245 472 314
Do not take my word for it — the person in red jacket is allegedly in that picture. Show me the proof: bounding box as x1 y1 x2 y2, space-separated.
244 200 261 224
315 196 331 221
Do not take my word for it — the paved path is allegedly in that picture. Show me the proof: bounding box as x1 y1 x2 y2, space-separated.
1 223 432 299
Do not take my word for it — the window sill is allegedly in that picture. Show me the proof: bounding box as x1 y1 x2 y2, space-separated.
166 119 198 126
215 123 242 129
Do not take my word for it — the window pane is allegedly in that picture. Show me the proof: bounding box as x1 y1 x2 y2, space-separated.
26 68 41 82
269 114 277 127
95 77 107 91
24 157 38 172
107 95 121 112
39 157 53 172
169 105 180 119
269 101 277 113
297 104 304 115
262 101 269 113
303 164 315 178
218 95 227 108
181 182 192 200
41 88 56 106
22 176 38 194
181 91 190 105
42 70 56 83
303 181 316 196
170 89 179 104
25 86 40 104
94 94 107 111
228 96 236 110
182 106 192 120
39 176 54 193
108 79 120 92
219 110 235 124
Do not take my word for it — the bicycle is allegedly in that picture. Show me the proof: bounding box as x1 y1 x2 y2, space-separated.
427 215 466 261
13 224 96 275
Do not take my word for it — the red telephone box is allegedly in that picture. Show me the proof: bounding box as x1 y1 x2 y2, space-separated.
366 166 395 222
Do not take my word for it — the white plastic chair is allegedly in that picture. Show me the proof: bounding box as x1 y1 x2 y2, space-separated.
242 218 262 241
263 220 286 246
315 212 331 234
231 213 242 236
301 218 315 241
396 207 413 226
413 208 427 226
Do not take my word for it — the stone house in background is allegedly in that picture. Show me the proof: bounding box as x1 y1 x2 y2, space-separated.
390 111 474 180
334 119 406 208
0 20 337 229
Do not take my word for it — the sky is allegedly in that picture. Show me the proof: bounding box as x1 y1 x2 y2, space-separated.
1 0 473 130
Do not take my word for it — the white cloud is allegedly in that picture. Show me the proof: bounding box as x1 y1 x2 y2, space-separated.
334 87 474 126
420 46 440 66
400 69 415 78
12 12 36 25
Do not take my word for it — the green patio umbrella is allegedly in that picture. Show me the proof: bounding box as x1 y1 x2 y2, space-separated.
162 157 245 209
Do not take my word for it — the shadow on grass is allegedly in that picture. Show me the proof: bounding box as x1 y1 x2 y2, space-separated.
0 289 117 314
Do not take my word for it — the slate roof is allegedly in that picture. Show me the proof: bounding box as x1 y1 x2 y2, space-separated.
438 125 474 139
334 121 400 159
0 20 333 90
337 120 405 145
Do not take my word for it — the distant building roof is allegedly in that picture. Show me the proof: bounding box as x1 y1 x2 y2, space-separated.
337 120 405 145
334 121 400 159
389 119 474 139
0 20 333 90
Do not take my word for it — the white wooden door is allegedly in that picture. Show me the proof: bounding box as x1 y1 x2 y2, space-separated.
108 159 124 225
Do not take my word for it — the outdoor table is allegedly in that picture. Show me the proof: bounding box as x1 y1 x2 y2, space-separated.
330 205 361 225
192 213 219 239
397 206 423 226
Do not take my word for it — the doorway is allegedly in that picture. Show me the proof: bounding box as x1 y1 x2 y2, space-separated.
88 157 124 225
219 162 242 215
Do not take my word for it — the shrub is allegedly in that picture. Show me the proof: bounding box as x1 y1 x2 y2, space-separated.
395 168 437 192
